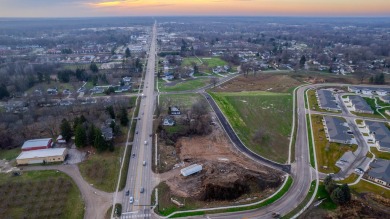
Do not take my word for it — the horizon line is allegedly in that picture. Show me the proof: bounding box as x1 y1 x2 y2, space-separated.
1 15 390 19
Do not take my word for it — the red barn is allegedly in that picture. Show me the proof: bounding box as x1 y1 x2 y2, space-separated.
21 138 53 151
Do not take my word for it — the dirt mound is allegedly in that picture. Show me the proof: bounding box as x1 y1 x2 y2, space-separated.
213 74 301 93
166 160 281 201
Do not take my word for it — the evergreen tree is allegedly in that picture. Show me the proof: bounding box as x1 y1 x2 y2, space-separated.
324 175 337 194
119 108 129 126
106 106 115 119
340 184 351 203
75 125 87 148
331 187 344 205
94 129 107 152
90 62 99 73
0 84 10 100
125 48 131 58
60 119 72 142
299 55 306 68
87 124 97 146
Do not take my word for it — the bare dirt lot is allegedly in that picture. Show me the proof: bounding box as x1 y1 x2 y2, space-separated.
157 114 283 211
213 74 302 93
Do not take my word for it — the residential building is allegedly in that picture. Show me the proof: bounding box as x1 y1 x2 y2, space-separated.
169 106 181 115
364 121 390 152
163 117 175 126
367 159 390 187
21 138 53 151
316 89 339 111
379 96 390 103
16 148 68 165
322 116 355 144
346 95 374 114
101 127 113 141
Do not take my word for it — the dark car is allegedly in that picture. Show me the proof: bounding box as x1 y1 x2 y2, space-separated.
125 190 129 196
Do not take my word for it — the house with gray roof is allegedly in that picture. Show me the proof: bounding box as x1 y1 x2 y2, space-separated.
316 89 339 111
323 116 355 144
346 95 374 114
364 121 390 152
367 159 390 187
379 95 390 103
348 86 390 95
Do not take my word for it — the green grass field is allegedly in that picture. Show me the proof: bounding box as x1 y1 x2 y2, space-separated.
0 170 84 219
316 184 338 210
370 147 390 160
210 91 292 163
78 149 122 192
0 148 20 160
159 93 206 114
158 78 209 92
311 115 358 173
351 180 390 199
201 57 227 68
181 57 202 66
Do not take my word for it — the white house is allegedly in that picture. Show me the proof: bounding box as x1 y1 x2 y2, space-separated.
376 90 388 96
362 89 372 95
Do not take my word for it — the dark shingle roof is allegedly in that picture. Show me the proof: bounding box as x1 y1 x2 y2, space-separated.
317 89 339 110
349 95 373 113
365 121 390 150
368 159 390 184
323 116 353 142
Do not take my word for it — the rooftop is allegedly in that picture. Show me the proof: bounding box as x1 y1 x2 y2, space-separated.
365 121 390 150
323 116 354 143
368 159 390 184
21 138 52 149
317 89 339 110
348 95 373 113
17 148 67 160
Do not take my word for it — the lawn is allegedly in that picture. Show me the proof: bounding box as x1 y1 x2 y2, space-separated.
316 184 338 210
335 173 359 184
0 170 84 219
210 91 292 163
158 78 209 92
0 148 20 160
159 93 207 114
362 97 390 119
370 147 390 160
311 115 358 173
78 148 122 192
201 57 227 68
351 180 390 199
306 114 316 168
181 57 202 66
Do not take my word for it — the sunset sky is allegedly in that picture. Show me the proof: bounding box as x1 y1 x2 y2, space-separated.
1 0 389 17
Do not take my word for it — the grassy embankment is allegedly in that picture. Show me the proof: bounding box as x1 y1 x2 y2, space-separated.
209 91 292 163
156 176 293 218
158 78 210 92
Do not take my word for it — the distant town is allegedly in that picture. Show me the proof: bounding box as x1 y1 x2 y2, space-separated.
0 17 389 219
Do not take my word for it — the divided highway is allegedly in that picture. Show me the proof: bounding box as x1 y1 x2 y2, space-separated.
120 22 157 219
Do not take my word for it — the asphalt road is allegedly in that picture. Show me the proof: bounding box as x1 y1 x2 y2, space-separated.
121 22 157 219
178 85 314 218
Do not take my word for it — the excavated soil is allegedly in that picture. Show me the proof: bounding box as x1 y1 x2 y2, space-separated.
160 113 283 202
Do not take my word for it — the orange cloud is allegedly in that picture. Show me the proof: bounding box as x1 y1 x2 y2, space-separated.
86 0 390 16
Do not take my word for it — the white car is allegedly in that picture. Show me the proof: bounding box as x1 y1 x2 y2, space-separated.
143 161 146 166
129 196 134 204
144 141 148 145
